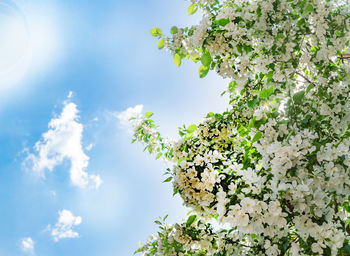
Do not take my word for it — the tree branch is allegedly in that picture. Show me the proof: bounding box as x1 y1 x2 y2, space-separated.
296 71 317 88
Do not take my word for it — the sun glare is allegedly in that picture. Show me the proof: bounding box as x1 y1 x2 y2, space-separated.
0 1 29 88
0 0 62 93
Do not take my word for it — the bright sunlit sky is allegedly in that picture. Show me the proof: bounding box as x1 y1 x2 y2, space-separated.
0 0 229 255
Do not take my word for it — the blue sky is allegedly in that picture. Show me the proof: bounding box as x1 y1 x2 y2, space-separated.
0 0 229 255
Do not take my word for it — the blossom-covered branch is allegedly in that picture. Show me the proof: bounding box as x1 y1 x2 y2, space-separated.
133 0 350 255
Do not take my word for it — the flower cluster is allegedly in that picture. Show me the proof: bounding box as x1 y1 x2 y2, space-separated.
136 215 270 256
134 0 350 255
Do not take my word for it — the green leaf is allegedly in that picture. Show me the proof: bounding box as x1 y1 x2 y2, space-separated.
191 54 201 63
259 87 274 99
201 52 212 67
206 112 214 118
173 187 179 196
340 243 350 254
157 38 165 49
154 220 162 225
187 4 198 15
187 124 197 133
306 83 314 93
156 152 162 159
345 218 350 229
175 50 186 59
145 111 153 118
170 26 178 34
150 27 163 37
236 44 243 54
293 91 305 104
248 99 258 108
276 33 284 40
215 18 230 26
297 18 306 27
250 234 258 239
134 247 144 254
278 238 290 254
184 133 193 140
257 6 262 17
252 131 262 143
345 202 350 212
173 54 181 67
229 81 237 92
303 4 314 16
199 65 209 78
243 44 253 53
163 176 173 183
248 118 256 129
323 247 332 256
186 215 197 227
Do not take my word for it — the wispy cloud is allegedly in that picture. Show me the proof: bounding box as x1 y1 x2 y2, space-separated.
85 143 94 151
67 91 73 98
21 237 34 255
25 100 102 189
50 210 82 242
115 104 143 132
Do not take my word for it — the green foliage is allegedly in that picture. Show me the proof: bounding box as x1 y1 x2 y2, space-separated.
199 65 209 78
187 4 198 15
228 81 237 93
163 176 173 183
339 243 350 255
201 52 212 67
259 87 274 99
157 38 165 49
170 26 178 34
293 91 305 104
213 18 230 27
145 111 153 118
139 0 350 255
150 27 163 37
187 124 197 133
173 54 182 67
303 4 314 17
251 131 262 143
191 54 201 63
186 215 197 227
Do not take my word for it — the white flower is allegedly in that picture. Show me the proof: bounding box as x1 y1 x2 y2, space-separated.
240 197 256 214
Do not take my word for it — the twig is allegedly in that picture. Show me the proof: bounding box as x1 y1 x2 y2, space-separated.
339 53 350 64
296 71 317 87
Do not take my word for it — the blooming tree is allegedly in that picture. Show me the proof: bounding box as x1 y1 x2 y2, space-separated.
133 0 350 255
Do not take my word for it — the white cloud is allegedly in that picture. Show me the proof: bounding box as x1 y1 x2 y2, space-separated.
85 143 94 151
50 210 82 242
26 101 102 189
115 104 143 132
21 237 34 254
67 91 73 98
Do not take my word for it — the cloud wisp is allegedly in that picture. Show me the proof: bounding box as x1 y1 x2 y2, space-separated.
50 210 82 242
21 237 34 254
115 104 143 133
25 101 102 189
